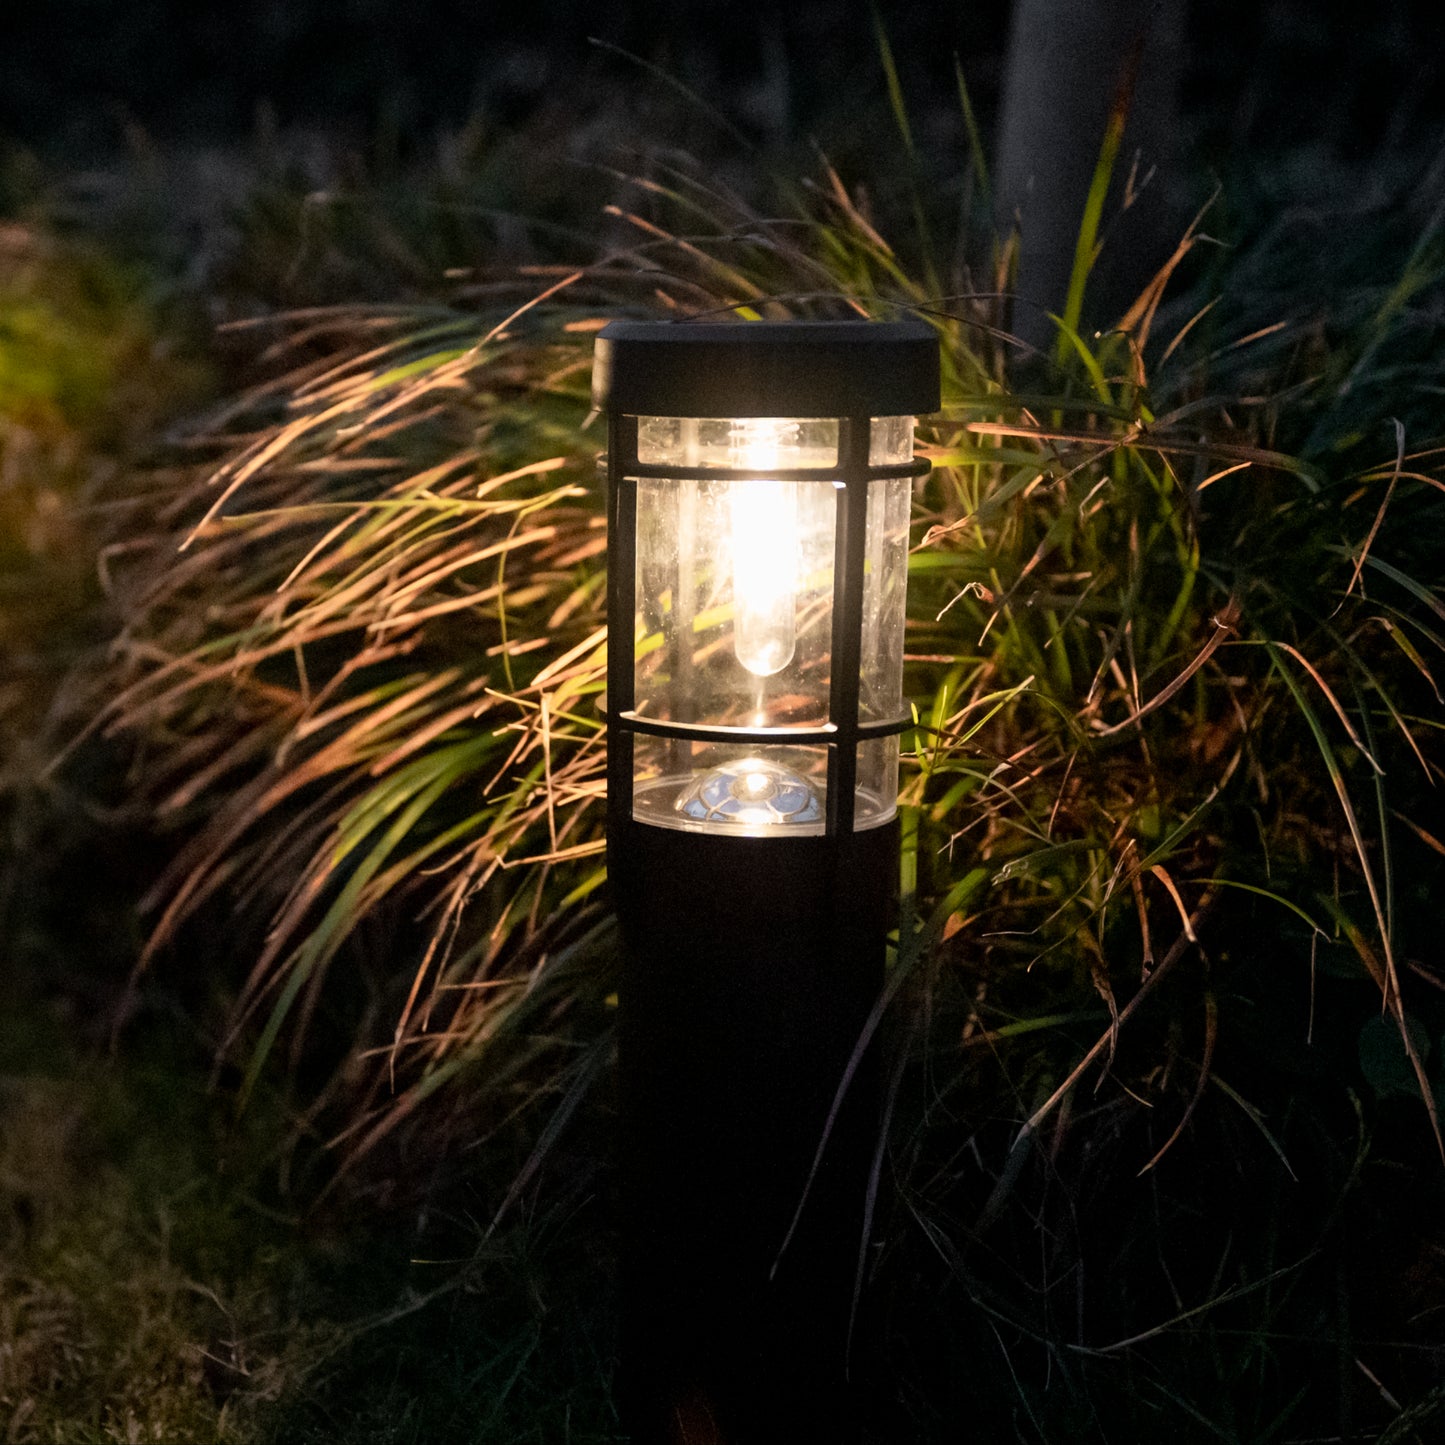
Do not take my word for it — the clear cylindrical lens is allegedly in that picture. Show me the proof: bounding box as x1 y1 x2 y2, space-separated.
629 414 913 834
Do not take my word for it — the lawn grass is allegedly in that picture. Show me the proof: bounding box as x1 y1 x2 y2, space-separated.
0 971 627 1444
0 989 279 1442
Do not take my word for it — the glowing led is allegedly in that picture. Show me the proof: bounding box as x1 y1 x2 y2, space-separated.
730 421 798 677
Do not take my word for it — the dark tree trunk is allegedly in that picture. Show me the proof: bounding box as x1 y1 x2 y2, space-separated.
995 0 1187 353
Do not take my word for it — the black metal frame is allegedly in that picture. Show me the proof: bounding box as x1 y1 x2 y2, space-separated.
604 412 929 837
597 319 941 1443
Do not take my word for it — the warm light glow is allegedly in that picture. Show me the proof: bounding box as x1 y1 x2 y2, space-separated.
628 410 917 836
730 421 798 677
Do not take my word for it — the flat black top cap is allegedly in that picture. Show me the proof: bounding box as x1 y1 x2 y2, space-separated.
592 317 941 418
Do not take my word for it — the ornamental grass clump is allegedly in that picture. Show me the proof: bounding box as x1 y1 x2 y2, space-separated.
95 128 1445 1435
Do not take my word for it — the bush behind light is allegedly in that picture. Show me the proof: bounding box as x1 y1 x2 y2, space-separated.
94 114 1445 1438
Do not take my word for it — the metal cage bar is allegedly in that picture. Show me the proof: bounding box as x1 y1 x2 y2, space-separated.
615 458 928 484
824 417 870 835
605 413 639 828
612 713 910 747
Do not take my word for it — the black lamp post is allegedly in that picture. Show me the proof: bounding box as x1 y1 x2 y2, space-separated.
594 319 940 1444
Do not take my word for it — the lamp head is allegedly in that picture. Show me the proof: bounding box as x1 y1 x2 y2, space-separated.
597 318 940 840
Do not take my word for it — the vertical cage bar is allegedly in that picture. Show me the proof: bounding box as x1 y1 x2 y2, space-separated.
827 415 872 836
607 414 639 823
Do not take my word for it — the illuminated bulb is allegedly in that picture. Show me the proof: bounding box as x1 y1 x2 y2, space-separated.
730 421 797 677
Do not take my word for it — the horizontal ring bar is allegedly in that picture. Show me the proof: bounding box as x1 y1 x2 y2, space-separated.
613 710 911 746
597 457 931 483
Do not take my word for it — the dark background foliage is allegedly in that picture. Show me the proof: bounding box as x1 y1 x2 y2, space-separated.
3 0 1442 165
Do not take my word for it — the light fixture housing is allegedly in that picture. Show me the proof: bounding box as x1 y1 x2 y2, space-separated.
595 318 940 843
594 317 940 1443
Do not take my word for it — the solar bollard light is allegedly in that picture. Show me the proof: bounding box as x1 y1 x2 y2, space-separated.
594 318 940 1444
